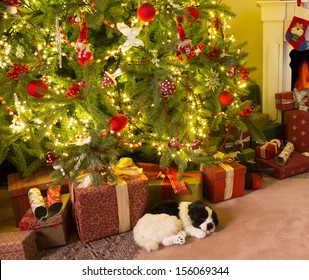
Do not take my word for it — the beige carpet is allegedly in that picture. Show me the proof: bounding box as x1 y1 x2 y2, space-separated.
135 174 309 260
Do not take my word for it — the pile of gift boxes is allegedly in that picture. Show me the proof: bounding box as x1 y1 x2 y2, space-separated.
2 90 309 258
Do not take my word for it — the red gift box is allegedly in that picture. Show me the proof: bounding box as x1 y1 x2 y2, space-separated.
19 194 73 249
275 91 309 111
71 166 148 243
285 110 309 153
0 231 38 260
255 139 283 159
256 152 309 179
201 162 246 203
7 166 69 227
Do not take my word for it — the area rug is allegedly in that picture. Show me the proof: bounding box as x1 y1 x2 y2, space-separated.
35 229 140 260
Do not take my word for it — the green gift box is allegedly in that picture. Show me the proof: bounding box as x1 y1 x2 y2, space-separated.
242 148 255 161
136 163 203 210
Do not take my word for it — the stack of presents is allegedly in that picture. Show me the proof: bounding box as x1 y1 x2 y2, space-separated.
1 88 309 259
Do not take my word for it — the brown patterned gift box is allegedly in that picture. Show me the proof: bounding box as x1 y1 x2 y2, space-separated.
71 158 148 243
224 126 250 151
285 110 309 153
136 162 203 211
201 162 246 203
19 194 73 249
0 230 38 260
256 152 309 179
7 167 69 227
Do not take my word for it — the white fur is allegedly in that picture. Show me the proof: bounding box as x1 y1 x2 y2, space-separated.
133 213 186 252
133 201 216 251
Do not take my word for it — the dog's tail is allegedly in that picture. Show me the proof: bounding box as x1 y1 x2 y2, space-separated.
133 228 159 252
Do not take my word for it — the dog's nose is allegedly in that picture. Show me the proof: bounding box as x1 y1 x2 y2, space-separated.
207 223 214 231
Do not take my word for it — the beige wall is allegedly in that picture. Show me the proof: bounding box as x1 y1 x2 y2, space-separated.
223 0 263 89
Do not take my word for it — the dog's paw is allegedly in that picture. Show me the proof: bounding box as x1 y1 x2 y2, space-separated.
192 229 206 239
175 231 186 245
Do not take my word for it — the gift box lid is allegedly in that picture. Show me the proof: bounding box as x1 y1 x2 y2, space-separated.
19 193 71 230
207 162 247 179
0 230 36 253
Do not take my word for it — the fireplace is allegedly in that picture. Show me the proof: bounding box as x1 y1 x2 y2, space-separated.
257 0 309 121
290 49 309 90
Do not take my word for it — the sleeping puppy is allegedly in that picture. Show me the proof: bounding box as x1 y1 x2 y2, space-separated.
133 200 218 252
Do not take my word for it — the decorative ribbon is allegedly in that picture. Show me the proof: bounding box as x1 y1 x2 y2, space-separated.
161 168 188 197
219 163 234 200
226 131 250 149
117 23 144 53
293 88 309 111
260 139 282 159
297 0 302 7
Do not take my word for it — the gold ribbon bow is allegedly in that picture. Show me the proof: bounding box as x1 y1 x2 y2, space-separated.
112 158 143 233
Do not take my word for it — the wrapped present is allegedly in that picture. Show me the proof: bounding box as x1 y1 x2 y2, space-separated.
71 158 148 243
255 139 283 159
7 166 69 226
242 148 255 160
0 230 38 260
245 172 262 190
136 162 203 210
256 152 309 179
201 162 246 203
275 90 309 111
285 110 309 153
225 126 251 151
19 193 73 249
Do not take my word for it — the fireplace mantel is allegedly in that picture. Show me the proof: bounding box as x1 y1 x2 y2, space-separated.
257 0 309 121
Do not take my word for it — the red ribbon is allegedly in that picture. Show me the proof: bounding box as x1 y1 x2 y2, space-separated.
297 0 301 6
137 163 189 199
161 168 188 198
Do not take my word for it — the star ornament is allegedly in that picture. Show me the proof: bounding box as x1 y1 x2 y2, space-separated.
116 23 144 53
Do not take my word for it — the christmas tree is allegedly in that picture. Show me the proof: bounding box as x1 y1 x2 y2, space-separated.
0 0 255 186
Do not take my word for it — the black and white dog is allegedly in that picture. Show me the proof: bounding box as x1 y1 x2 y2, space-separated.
133 200 218 252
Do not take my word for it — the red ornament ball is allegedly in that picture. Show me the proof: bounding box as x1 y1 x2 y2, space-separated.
137 3 156 22
109 114 128 132
160 79 176 97
219 91 234 106
168 138 181 149
184 6 199 22
45 151 57 166
27 80 48 98
190 139 200 150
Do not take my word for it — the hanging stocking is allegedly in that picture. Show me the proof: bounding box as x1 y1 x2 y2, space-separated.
285 5 309 51
28 188 48 220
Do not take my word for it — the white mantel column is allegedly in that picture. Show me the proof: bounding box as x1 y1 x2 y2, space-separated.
257 1 288 121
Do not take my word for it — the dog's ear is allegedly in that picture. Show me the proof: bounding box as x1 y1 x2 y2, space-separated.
211 208 219 226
